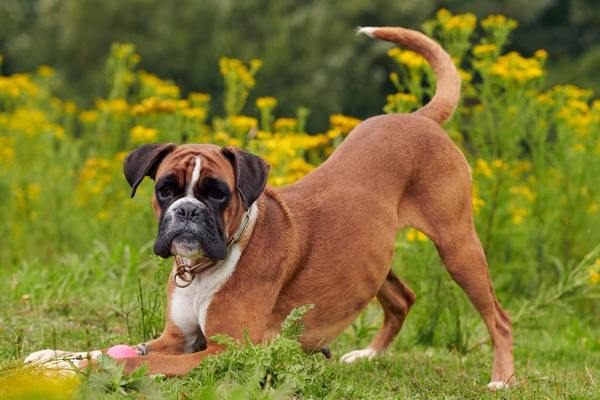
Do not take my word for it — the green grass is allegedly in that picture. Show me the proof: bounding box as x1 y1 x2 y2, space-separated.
1 241 598 399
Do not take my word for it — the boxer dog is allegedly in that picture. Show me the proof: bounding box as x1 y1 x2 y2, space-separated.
25 26 515 389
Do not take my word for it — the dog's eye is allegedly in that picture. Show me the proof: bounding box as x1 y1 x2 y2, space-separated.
207 187 227 201
157 187 173 200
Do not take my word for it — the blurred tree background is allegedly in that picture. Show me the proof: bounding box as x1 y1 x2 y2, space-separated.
0 0 598 130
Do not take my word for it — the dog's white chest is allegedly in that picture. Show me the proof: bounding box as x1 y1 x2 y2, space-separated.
170 244 242 351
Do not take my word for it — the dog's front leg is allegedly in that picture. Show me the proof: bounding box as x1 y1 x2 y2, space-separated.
115 278 280 376
75 344 223 376
138 270 206 356
26 264 209 368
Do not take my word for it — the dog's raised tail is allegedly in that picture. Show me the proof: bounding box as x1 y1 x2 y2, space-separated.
358 26 461 125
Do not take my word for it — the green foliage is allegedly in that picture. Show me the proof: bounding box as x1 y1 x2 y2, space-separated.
79 356 160 398
192 305 320 396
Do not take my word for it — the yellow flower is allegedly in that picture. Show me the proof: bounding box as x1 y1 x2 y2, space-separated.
227 138 242 147
487 52 545 83
590 260 600 284
214 131 230 143
536 93 556 106
26 183 42 200
444 13 477 32
458 69 473 82
130 125 158 144
79 110 98 123
189 92 211 104
327 128 342 139
256 130 272 140
550 85 594 100
511 207 528 225
0 73 40 98
270 176 287 187
482 14 518 30
113 43 136 60
388 48 427 69
64 101 77 114
37 65 56 77
115 151 129 162
219 57 260 88
491 159 508 170
177 99 190 109
131 96 177 115
534 49 548 61
0 136 15 167
182 107 207 120
229 115 258 132
387 93 418 104
406 228 428 242
273 117 298 132
256 96 277 109
475 159 492 178
472 197 485 214
509 185 536 202
472 44 498 57
330 114 361 134
96 98 129 115
156 83 180 98
384 92 419 114
436 8 452 22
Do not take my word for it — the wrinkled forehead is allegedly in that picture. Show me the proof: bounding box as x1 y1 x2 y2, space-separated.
155 144 235 187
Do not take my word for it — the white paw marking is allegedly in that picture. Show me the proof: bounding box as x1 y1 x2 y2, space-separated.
487 381 509 390
24 348 101 372
340 348 377 363
24 349 63 364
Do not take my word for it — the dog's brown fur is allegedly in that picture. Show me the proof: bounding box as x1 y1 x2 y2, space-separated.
49 27 516 387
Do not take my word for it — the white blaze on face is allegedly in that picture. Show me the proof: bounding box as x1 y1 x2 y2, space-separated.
165 156 204 216
188 156 202 196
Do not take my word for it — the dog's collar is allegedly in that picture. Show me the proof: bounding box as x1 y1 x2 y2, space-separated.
173 207 253 288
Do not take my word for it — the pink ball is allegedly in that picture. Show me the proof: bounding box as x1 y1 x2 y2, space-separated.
106 344 138 359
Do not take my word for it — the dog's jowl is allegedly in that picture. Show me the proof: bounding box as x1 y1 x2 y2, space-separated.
25 26 515 389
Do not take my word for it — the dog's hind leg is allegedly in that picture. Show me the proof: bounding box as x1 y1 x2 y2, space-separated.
432 225 515 389
340 270 415 363
410 156 515 388
370 271 416 352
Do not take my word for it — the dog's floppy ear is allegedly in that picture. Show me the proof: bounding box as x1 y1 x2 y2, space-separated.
222 146 270 210
124 143 177 198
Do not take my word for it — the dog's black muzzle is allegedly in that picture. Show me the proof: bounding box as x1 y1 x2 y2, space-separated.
154 201 227 260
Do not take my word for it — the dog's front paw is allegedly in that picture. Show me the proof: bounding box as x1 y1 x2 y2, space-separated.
25 349 101 373
25 349 70 364
24 349 82 375
340 348 377 363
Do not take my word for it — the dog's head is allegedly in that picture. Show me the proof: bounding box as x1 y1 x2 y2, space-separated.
123 143 269 260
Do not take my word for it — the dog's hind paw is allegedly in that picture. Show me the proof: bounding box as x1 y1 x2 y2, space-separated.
340 348 377 363
487 381 510 391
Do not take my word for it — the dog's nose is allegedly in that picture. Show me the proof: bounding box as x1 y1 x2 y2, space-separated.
175 203 200 219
